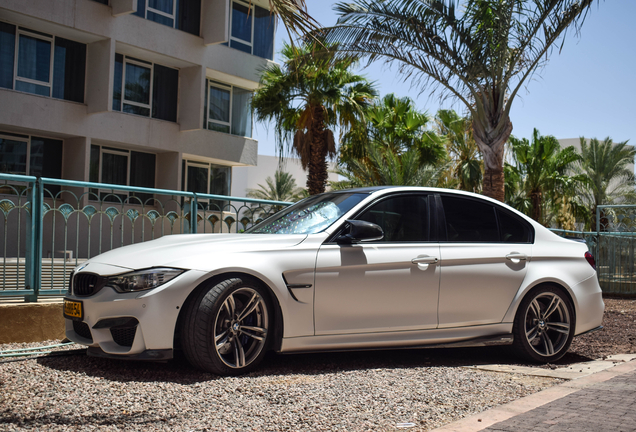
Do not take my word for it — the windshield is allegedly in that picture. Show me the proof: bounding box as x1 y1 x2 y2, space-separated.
246 192 368 234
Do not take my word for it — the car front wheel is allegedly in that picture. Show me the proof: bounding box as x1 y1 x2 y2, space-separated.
182 277 272 375
511 285 575 363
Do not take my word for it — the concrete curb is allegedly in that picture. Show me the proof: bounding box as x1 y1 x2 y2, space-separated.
432 358 636 431
0 303 65 344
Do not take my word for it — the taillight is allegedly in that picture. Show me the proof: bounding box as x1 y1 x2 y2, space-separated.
585 251 596 270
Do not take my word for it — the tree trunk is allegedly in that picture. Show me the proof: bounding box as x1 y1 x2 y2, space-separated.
473 117 512 202
306 107 329 195
530 191 542 223
482 166 505 202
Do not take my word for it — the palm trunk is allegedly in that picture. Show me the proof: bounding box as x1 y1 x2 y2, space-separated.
473 117 512 202
482 165 505 202
530 191 542 223
307 107 329 195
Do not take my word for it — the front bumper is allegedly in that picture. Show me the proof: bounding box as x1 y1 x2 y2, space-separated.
65 267 209 357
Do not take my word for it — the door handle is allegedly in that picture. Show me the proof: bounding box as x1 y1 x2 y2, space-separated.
506 252 527 261
411 256 439 264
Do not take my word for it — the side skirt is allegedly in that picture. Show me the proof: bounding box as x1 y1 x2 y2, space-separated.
280 323 514 353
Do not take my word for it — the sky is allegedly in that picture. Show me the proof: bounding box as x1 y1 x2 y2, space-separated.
253 0 636 157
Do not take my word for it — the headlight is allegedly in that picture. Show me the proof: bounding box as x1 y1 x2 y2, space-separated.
106 268 185 293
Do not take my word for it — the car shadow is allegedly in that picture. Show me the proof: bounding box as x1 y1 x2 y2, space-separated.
254 346 596 377
37 345 596 384
37 350 217 384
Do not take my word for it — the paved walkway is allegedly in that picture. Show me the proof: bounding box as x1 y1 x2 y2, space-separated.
433 356 636 432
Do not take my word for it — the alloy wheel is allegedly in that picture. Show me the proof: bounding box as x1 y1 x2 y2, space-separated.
213 288 269 369
523 292 571 357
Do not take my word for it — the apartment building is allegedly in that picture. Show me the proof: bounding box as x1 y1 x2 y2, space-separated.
0 0 276 197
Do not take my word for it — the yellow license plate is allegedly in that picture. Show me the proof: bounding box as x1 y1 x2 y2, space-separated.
63 299 83 320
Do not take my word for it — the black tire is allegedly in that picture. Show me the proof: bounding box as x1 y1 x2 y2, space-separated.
511 285 575 363
181 277 272 375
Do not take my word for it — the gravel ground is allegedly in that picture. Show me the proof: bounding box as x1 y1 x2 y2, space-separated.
568 297 636 359
0 344 559 431
2 297 634 431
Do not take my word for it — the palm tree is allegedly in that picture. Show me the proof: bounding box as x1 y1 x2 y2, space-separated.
575 137 636 230
339 93 446 167
331 141 445 189
321 0 600 201
266 0 319 40
505 129 582 225
435 110 482 193
245 170 305 219
252 41 377 195
247 170 305 203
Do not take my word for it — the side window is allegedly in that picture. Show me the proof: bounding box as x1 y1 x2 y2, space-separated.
356 195 429 242
441 195 499 242
498 209 532 243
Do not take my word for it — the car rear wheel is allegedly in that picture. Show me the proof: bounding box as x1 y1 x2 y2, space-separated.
511 285 575 363
181 277 271 375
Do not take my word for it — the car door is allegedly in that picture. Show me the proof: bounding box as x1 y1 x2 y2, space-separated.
436 194 533 328
314 194 440 335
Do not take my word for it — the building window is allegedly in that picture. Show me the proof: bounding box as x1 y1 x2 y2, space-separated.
204 80 252 137
0 132 63 195
113 54 178 122
0 134 27 175
0 133 63 177
229 1 275 60
0 22 86 102
182 160 231 209
134 0 201 36
90 145 156 203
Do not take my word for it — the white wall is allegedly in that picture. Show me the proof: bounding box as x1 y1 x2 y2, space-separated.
231 155 339 198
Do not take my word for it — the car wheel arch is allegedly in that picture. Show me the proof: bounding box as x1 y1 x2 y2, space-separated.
505 280 578 325
173 271 285 354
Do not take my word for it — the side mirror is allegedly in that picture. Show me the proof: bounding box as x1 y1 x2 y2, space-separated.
337 219 384 244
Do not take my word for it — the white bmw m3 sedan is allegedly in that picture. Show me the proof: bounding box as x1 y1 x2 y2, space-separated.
64 187 604 375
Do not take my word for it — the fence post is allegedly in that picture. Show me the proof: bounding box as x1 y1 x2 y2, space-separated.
24 178 43 302
190 194 198 234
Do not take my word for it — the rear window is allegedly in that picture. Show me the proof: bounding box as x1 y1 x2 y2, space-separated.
497 209 532 243
440 195 533 243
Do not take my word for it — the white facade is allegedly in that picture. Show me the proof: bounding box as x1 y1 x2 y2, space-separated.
0 0 278 196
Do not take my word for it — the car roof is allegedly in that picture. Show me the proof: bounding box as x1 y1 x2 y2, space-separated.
331 186 399 194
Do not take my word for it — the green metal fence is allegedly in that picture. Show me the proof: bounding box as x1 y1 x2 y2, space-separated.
0 174 291 302
595 205 636 296
550 204 636 296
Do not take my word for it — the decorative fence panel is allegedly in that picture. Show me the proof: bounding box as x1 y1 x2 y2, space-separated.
0 178 34 297
595 205 636 296
0 174 291 301
551 204 636 296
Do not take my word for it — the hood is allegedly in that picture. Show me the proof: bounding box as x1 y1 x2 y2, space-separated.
87 233 308 271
